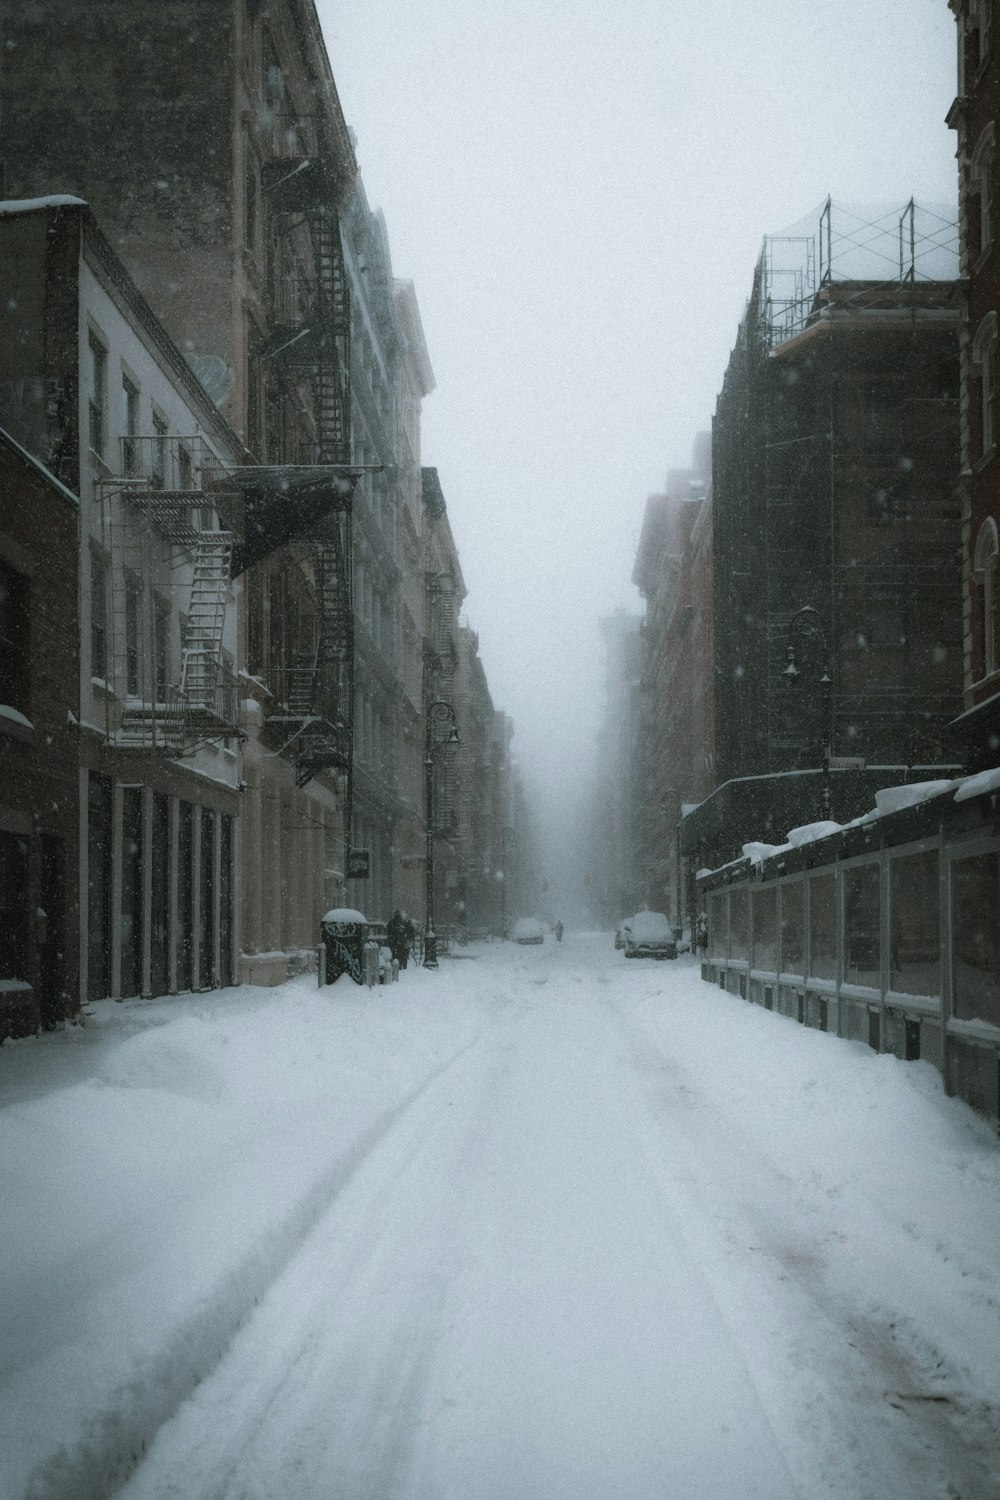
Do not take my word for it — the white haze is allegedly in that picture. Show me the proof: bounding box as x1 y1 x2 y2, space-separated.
319 0 958 913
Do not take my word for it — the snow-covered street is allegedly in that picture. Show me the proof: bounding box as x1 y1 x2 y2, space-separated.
2 935 999 1500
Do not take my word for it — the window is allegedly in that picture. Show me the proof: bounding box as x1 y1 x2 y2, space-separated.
177 443 193 491
0 830 30 981
124 572 141 697
122 375 139 476
90 550 108 681
970 123 995 261
151 412 168 490
88 331 107 457
974 518 999 678
153 595 170 699
972 312 997 457
244 142 258 255
0 557 29 712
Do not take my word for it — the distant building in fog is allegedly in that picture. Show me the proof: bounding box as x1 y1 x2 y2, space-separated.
593 609 644 925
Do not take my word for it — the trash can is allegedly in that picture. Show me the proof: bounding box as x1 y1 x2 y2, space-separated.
320 908 368 986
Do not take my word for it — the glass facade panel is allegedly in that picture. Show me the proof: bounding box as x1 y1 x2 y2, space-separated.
708 890 726 960
752 885 778 971
952 851 1000 1027
889 849 940 996
844 863 881 988
730 886 748 960
809 872 837 981
780 880 804 975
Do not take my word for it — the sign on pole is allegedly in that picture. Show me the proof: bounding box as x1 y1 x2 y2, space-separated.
347 849 370 879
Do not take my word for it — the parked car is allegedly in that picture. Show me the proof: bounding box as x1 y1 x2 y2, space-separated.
512 917 545 945
624 910 677 959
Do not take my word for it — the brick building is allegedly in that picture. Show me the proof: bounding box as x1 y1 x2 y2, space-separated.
0 430 80 1038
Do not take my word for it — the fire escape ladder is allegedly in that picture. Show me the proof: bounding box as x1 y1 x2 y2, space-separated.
180 533 234 706
312 212 351 464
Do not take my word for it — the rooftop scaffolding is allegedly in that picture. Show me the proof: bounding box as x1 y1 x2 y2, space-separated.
757 197 959 351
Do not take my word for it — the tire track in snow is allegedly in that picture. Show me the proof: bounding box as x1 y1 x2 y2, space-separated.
111 1022 518 1500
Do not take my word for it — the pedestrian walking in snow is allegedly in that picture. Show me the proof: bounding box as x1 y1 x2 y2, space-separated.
554 920 564 942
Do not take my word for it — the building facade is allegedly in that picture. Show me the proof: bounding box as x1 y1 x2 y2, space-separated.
948 0 1000 769
0 430 81 1038
0 198 245 1004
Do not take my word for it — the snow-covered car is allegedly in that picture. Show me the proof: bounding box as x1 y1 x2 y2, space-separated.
614 920 632 950
512 917 545 944
624 910 677 959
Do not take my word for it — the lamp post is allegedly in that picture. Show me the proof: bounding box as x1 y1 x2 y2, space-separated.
424 699 460 968
782 604 834 821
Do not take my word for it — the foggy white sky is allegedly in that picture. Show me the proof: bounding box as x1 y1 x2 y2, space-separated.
318 0 958 849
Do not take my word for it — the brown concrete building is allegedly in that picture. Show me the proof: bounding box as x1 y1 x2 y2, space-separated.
0 198 246 1005
0 429 80 1038
948 0 1000 768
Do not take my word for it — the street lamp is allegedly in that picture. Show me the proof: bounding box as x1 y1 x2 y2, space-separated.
783 604 834 821
424 699 460 968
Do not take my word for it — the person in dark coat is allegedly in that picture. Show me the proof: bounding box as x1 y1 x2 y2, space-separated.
387 909 410 970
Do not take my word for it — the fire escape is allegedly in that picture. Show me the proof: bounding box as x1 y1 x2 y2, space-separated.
246 118 357 791
97 436 242 754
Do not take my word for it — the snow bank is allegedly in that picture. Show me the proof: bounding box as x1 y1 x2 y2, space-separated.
785 819 842 847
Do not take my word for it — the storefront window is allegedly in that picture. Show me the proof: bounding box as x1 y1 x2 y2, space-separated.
752 885 778 971
889 850 940 997
730 885 748 960
844 863 881 988
809 872 837 981
951 851 1000 1027
780 880 804 975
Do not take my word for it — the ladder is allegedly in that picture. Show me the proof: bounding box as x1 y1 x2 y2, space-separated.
180 532 233 707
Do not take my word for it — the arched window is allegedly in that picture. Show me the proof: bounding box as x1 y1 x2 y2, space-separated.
972 312 998 456
970 123 996 260
974 517 1000 678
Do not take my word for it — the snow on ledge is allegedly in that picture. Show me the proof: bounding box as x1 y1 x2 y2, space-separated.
954 765 1000 803
0 194 88 215
0 704 34 729
742 841 785 865
785 820 843 847
873 780 956 816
